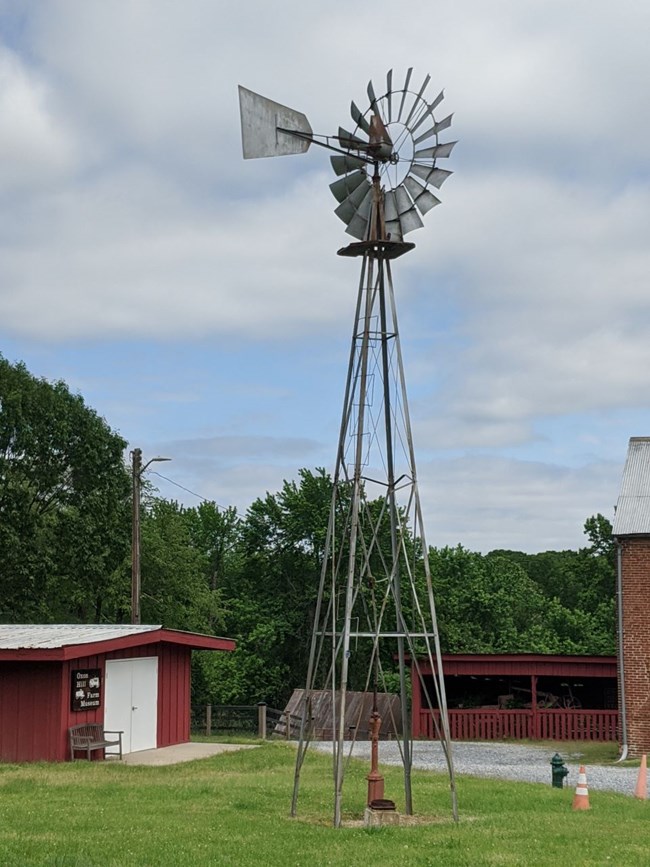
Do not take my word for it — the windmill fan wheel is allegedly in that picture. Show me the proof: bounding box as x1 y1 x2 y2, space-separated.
329 68 456 242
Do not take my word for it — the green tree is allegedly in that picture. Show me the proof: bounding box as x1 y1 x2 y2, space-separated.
0 356 130 622
129 497 236 706
486 514 616 652
430 539 616 656
583 513 615 560
430 546 557 653
184 501 240 594
139 498 223 633
198 468 431 707
195 469 335 708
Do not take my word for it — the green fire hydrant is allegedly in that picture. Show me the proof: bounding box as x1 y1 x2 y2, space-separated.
550 753 569 788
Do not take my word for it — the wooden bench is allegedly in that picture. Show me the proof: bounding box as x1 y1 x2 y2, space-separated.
69 724 123 761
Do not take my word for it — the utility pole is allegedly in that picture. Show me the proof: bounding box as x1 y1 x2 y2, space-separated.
131 448 143 625
130 448 171 625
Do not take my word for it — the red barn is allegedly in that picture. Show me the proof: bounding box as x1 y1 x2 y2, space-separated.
413 653 618 742
0 624 235 762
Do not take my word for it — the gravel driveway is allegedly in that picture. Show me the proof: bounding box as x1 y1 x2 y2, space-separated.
312 740 640 798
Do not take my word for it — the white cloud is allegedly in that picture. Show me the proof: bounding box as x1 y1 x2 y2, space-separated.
162 434 322 461
403 169 650 446
418 453 620 553
2 0 648 552
0 45 79 191
0 167 352 339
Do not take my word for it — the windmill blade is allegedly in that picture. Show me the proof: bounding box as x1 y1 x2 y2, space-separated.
432 113 453 134
414 141 457 160
394 184 414 215
330 154 367 176
367 79 377 110
386 184 423 235
385 218 403 242
409 92 446 139
404 175 441 215
386 69 393 121
412 113 453 145
399 204 425 234
346 209 371 240
397 67 413 122
338 126 367 150
429 89 445 113
384 189 400 223
337 185 372 237
350 101 371 136
403 73 431 128
410 165 453 189
334 179 372 224
330 170 368 203
238 86 312 159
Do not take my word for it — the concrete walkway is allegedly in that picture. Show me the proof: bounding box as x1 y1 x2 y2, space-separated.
120 742 258 766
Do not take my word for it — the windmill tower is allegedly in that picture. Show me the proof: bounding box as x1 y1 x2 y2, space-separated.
239 69 457 827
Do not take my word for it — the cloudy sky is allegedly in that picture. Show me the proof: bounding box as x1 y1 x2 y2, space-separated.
1 0 648 553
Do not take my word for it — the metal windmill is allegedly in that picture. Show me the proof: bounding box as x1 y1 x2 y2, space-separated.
238 69 458 827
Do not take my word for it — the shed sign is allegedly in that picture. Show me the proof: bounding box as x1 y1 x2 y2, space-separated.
71 669 102 711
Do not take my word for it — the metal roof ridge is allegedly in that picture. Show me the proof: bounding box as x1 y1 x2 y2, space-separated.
0 624 164 650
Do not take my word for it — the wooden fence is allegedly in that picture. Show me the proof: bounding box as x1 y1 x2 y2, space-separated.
191 704 302 740
419 708 619 741
192 704 618 742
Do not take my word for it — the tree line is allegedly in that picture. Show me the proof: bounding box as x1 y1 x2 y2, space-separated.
1 355 616 709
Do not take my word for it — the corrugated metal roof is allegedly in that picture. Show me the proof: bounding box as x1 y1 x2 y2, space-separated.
0 624 161 650
612 437 650 536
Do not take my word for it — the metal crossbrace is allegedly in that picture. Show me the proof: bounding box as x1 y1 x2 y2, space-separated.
291 236 457 827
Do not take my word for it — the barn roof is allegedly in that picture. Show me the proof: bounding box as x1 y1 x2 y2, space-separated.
0 624 160 649
612 437 650 536
0 624 235 661
416 652 617 678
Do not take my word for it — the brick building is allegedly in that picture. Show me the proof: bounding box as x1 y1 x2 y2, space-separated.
613 437 650 756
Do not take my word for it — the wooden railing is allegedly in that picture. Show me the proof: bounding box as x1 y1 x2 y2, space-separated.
419 709 619 741
191 704 302 740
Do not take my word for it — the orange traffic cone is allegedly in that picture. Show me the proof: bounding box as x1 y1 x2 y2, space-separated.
634 754 647 800
572 765 590 810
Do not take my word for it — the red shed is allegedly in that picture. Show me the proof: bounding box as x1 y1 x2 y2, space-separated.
0 624 235 762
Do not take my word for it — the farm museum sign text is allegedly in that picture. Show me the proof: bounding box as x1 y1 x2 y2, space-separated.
71 669 102 711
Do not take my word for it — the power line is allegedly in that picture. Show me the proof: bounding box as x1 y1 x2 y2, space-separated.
149 470 229 511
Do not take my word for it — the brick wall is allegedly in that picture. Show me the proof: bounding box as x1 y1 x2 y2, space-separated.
619 536 650 756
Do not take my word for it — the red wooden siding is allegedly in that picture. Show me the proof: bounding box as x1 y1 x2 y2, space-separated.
419 709 619 741
157 644 191 747
0 662 64 762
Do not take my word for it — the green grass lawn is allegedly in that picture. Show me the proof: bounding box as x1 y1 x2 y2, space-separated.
0 743 646 866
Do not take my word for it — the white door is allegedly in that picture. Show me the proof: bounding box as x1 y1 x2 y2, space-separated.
104 657 158 754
